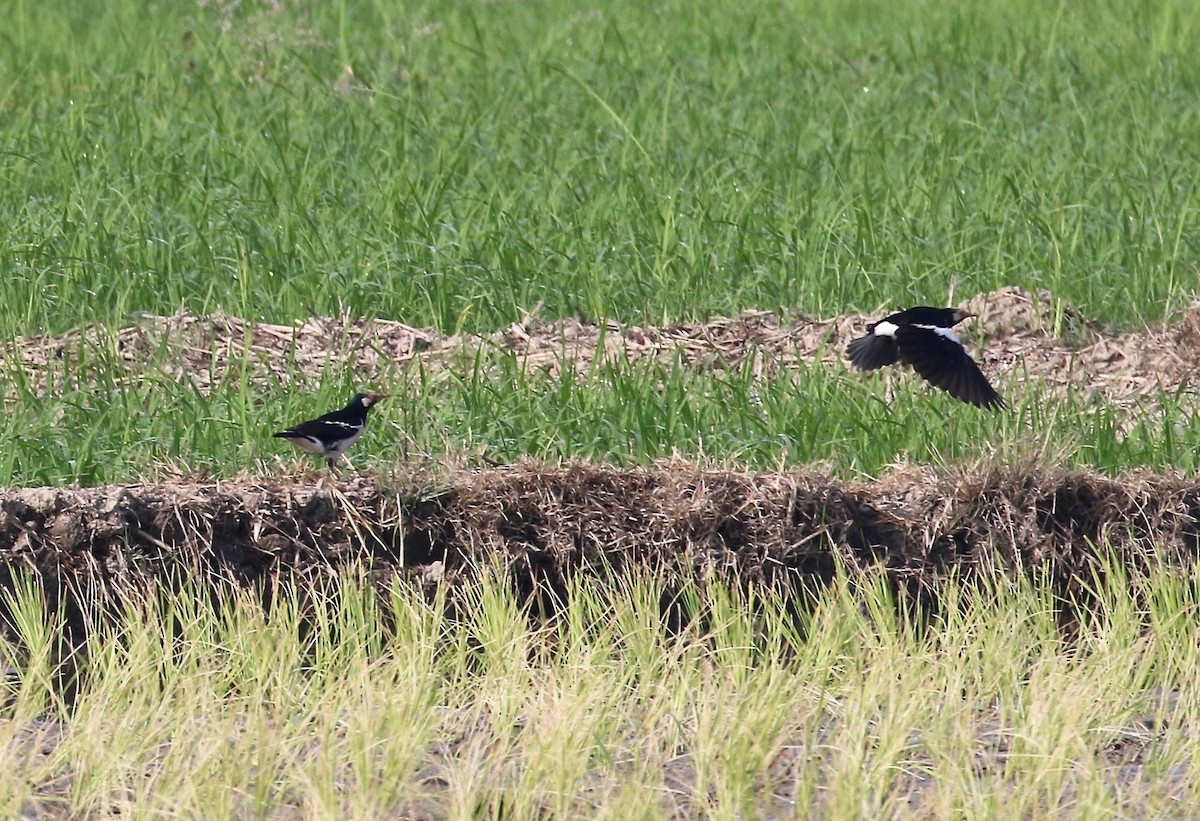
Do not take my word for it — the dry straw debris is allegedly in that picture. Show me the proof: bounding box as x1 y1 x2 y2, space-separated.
8 287 1200 407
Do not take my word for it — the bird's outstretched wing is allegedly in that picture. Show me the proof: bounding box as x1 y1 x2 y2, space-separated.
895 325 1004 409
846 333 900 371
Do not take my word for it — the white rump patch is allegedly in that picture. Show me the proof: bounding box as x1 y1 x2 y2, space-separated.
288 436 327 455
326 429 364 455
874 320 899 338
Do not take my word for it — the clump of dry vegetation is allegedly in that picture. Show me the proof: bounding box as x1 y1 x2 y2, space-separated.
11 287 1200 407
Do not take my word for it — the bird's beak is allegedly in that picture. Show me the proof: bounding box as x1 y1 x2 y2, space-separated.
365 392 390 405
956 310 977 321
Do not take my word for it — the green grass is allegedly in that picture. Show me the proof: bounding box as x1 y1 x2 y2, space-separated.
2 0 1199 481
2 0 1199 339
2 561 1197 817
6 336 1200 486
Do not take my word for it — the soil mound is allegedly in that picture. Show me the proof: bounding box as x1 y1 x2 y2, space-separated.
2 463 1197 624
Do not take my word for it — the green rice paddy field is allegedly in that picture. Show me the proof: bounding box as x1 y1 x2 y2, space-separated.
3 0 1200 816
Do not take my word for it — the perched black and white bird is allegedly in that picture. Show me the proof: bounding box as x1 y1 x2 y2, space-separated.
846 307 1004 409
273 392 389 470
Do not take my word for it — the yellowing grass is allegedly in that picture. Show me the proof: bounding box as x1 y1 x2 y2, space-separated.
1 561 1197 817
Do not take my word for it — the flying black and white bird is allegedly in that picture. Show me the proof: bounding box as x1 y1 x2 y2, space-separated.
273 392 389 470
846 307 1004 409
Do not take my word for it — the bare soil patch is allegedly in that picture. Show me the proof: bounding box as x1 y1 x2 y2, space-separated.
9 287 1200 407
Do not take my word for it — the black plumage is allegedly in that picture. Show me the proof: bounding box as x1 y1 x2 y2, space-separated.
273 392 389 470
846 307 1004 409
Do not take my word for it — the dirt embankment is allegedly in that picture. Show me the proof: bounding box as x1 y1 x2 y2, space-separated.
1 462 1197 625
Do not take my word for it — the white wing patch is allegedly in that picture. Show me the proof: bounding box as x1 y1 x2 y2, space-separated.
915 323 963 345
